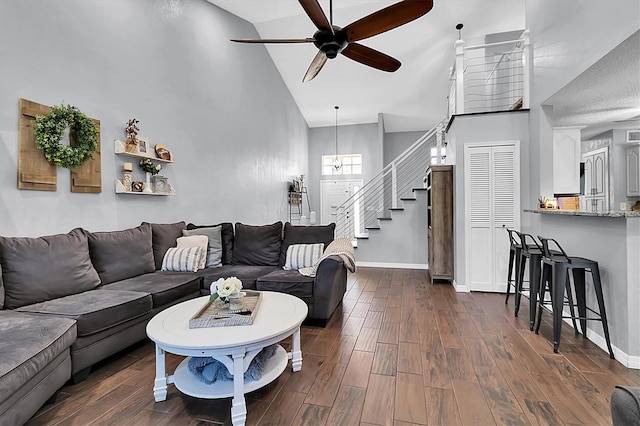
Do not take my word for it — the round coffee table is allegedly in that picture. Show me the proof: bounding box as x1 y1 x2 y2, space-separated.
146 291 308 426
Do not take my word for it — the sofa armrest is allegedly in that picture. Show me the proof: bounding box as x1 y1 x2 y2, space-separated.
312 255 348 321
611 386 640 425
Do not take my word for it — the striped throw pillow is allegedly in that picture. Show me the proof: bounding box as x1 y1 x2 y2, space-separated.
283 243 324 270
161 246 204 272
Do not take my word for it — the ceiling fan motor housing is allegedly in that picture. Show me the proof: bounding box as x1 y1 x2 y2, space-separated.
313 26 347 59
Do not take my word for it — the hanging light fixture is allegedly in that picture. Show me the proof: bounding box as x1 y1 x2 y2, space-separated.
332 105 342 171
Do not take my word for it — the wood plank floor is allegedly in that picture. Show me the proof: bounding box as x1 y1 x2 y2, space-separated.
28 267 640 425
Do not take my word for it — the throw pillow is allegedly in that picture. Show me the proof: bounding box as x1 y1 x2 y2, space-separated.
283 243 324 270
232 222 283 266
176 235 208 270
161 246 204 272
86 223 155 285
279 222 335 267
182 226 223 268
143 221 186 270
186 222 234 264
0 228 101 309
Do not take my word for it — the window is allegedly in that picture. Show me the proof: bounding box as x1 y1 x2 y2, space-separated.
322 154 362 175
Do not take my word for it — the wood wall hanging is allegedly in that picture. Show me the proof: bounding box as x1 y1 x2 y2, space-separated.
18 98 102 193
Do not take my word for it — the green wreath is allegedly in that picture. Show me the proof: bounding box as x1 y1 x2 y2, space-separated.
34 104 98 169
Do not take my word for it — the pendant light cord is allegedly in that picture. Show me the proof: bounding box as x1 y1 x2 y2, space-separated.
335 105 339 156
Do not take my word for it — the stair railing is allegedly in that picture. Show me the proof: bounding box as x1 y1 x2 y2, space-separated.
335 121 446 240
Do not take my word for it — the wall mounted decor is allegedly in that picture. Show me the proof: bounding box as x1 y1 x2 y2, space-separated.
18 98 102 193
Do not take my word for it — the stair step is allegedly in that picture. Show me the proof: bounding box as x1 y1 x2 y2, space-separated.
355 235 369 240
377 217 392 221
389 207 405 211
365 226 380 230
412 187 428 192
400 197 417 201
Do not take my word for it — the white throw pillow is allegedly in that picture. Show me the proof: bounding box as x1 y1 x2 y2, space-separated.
284 243 324 270
177 235 208 270
161 246 203 272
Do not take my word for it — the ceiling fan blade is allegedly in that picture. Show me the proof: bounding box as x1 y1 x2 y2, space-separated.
341 43 401 72
303 50 328 83
343 0 433 42
298 0 334 33
231 38 315 44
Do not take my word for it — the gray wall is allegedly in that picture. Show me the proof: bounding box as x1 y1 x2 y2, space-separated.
447 111 530 290
383 131 426 166
0 0 308 237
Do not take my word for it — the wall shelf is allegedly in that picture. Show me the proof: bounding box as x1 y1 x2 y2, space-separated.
114 139 174 163
115 179 176 196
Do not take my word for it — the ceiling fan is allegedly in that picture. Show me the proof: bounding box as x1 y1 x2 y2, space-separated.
231 0 434 82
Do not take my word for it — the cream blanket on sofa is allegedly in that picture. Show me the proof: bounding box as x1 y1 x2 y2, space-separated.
299 237 356 277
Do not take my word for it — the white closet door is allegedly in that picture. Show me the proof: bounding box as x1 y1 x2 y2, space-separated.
465 143 519 292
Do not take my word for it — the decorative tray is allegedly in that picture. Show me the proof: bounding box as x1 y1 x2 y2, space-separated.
189 290 262 328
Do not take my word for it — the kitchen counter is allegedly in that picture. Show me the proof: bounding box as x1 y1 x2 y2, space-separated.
526 209 640 367
525 208 640 218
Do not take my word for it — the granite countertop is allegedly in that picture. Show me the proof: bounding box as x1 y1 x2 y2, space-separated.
524 209 640 218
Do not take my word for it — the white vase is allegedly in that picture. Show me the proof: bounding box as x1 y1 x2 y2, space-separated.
143 172 153 193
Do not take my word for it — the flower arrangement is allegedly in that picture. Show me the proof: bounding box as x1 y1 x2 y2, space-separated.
139 158 161 175
210 277 243 303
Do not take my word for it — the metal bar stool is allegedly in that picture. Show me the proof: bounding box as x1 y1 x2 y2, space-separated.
504 228 522 304
514 231 543 330
533 236 615 358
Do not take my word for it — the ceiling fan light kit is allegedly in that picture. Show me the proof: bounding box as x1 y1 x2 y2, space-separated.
231 0 434 82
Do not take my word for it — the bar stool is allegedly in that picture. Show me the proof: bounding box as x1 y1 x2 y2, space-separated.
533 236 615 358
514 231 543 330
504 228 522 304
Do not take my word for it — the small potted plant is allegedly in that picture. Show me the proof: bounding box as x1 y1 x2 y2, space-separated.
139 158 161 193
124 118 140 153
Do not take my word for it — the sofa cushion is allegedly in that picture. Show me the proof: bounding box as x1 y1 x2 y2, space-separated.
202 265 281 291
177 236 208 269
232 222 282 266
284 243 324 270
0 311 76 407
256 270 314 299
17 289 152 337
0 265 4 310
279 222 335 267
0 228 101 309
103 272 200 309
182 226 223 268
143 221 186 270
161 246 204 272
87 224 155 284
187 222 233 265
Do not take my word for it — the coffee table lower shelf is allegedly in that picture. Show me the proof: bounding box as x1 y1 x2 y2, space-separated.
172 345 288 398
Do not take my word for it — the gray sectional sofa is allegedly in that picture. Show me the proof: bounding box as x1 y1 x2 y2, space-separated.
0 220 347 426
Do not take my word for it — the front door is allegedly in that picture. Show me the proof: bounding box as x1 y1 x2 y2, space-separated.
320 179 363 226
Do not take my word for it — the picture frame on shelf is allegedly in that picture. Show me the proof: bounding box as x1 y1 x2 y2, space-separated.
138 137 149 155
152 175 169 194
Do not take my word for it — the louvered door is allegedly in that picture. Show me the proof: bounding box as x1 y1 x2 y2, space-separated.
465 143 519 292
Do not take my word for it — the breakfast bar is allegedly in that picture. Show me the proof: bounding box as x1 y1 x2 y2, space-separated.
525 209 640 368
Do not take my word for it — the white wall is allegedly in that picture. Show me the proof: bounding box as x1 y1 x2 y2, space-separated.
0 0 308 237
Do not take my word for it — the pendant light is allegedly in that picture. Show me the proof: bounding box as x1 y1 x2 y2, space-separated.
332 105 342 171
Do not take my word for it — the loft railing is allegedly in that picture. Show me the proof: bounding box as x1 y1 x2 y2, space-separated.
335 121 446 240
448 30 530 117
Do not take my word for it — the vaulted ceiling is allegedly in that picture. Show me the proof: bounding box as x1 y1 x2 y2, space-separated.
208 0 526 132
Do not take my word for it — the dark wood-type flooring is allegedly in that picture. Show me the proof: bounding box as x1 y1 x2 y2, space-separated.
28 267 640 425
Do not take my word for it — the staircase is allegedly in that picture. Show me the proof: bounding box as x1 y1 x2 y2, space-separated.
334 121 447 264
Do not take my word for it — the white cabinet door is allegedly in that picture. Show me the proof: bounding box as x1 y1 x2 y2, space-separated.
626 145 640 197
582 147 609 212
465 143 520 292
553 126 583 194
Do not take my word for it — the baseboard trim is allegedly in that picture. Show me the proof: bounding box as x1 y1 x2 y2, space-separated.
356 261 428 270
453 279 470 292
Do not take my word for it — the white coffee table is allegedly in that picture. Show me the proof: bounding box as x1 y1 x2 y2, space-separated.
146 291 308 426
